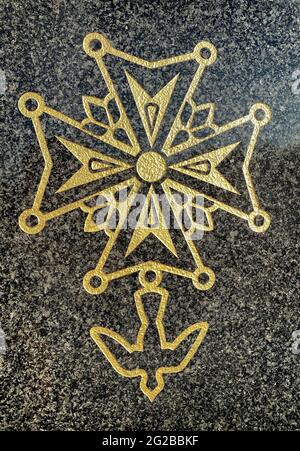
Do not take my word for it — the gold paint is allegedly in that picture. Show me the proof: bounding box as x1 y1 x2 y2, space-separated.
126 186 177 258
126 71 179 147
91 278 208 402
18 32 271 401
170 142 240 194
136 151 167 182
56 137 133 193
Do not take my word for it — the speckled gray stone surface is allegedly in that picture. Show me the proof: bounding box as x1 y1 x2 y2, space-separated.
0 0 300 431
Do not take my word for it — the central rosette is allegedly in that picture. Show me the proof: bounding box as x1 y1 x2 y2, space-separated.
136 151 167 182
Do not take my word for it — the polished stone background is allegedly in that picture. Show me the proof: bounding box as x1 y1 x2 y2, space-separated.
0 0 299 431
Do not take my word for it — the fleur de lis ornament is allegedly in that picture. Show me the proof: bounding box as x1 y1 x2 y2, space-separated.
19 33 271 401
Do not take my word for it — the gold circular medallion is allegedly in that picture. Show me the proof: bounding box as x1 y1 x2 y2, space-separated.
136 151 167 182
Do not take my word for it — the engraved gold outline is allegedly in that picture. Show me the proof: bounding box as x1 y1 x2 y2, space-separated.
18 33 272 401
91 280 208 402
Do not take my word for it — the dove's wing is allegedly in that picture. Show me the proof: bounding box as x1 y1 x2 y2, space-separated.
159 321 209 373
90 326 147 381
138 322 209 402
